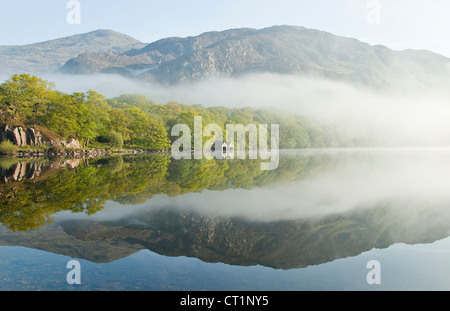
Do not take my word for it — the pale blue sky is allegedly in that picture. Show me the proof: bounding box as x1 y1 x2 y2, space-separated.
1 0 450 56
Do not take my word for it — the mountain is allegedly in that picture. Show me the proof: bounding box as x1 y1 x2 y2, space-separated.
2 25 450 88
0 29 146 76
60 25 450 87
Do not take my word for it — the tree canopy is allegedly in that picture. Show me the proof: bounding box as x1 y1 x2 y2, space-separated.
0 73 345 150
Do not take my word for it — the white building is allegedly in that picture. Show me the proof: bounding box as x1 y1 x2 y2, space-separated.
213 141 234 159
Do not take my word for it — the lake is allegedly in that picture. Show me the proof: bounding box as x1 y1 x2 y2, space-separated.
1 148 450 291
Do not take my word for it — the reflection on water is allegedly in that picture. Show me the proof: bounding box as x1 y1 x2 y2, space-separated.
2 149 450 290
0 152 315 231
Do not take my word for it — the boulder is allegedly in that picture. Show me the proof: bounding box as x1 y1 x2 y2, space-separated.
62 159 81 168
10 127 22 146
26 128 43 146
62 138 82 149
19 127 27 146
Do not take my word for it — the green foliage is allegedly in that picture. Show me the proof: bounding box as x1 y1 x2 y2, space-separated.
0 140 19 155
0 73 346 151
0 74 56 125
0 153 323 231
107 131 124 149
124 107 171 150
0 157 21 169
0 75 173 150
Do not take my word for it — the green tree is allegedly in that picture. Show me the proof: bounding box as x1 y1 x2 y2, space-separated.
108 108 131 139
166 111 200 147
0 74 55 122
107 131 124 149
86 90 111 139
125 107 171 150
44 92 80 135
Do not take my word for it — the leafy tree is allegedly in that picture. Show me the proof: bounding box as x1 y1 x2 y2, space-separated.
44 92 80 135
108 108 131 139
107 131 124 149
166 111 200 147
0 74 55 122
86 90 111 138
125 107 171 150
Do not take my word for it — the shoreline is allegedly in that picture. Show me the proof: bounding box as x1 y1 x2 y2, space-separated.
2 148 168 159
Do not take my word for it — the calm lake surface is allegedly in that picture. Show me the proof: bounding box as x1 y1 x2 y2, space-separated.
1 148 450 291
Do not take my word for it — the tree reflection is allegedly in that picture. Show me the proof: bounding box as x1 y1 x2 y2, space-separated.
0 152 318 231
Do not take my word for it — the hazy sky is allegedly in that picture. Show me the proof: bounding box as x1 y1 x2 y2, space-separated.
1 0 450 56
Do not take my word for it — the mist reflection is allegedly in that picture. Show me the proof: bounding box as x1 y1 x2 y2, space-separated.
1 149 450 269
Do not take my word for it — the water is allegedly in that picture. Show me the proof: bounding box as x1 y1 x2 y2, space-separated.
1 149 450 291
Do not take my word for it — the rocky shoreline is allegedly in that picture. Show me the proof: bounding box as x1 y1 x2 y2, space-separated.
14 148 167 159
1 126 168 159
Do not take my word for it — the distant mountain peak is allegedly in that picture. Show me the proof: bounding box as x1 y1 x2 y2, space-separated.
2 26 450 89
0 30 146 76
58 25 450 88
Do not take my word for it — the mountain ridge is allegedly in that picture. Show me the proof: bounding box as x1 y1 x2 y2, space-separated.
2 25 450 88
59 25 450 87
0 29 146 76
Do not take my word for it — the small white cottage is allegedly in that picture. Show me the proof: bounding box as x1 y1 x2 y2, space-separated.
212 141 234 159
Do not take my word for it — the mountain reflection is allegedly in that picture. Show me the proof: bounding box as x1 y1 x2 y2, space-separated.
2 149 450 269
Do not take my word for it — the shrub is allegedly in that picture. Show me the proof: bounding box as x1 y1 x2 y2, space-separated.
0 140 19 155
48 143 64 153
107 131 123 149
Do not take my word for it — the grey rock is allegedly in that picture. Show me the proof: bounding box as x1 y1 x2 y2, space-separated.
61 138 82 149
0 126 46 147
18 127 27 146
10 127 22 146
26 128 42 146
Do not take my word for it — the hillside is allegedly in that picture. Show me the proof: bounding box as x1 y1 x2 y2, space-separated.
60 25 450 87
1 26 449 88
0 29 146 76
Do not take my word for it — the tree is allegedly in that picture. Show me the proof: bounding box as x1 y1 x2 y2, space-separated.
125 107 171 150
86 90 111 138
108 108 131 139
107 131 124 149
68 93 95 147
44 92 80 135
166 111 199 146
0 74 55 122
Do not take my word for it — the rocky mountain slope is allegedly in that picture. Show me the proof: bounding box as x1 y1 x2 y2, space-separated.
2 25 450 88
0 29 146 76
60 25 450 87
